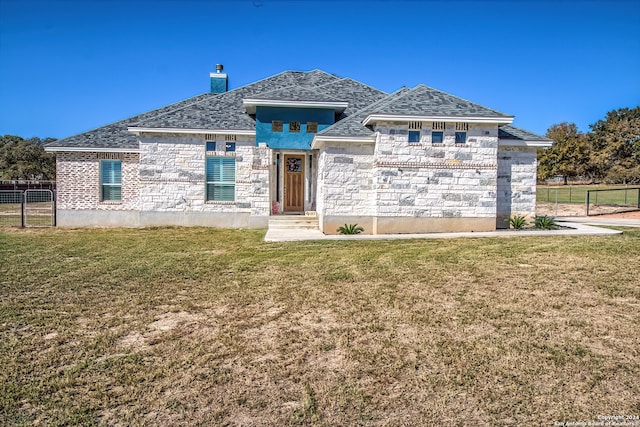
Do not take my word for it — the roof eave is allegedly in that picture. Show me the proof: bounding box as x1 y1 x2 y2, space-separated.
44 146 140 153
498 139 553 148
128 127 256 136
311 134 376 149
362 114 514 126
242 99 349 115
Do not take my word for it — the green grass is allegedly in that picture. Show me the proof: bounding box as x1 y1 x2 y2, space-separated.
537 184 640 205
2 227 640 426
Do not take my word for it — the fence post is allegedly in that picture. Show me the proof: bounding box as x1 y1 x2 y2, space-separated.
20 191 25 228
586 190 590 216
547 187 550 203
625 188 628 205
638 188 640 209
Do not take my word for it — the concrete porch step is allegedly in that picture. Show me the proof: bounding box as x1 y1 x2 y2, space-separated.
268 215 319 230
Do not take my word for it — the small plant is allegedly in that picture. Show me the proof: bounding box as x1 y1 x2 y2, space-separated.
271 200 279 215
535 215 558 230
509 215 527 230
337 223 364 235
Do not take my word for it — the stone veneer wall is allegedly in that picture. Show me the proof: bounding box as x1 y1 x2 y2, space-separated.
496 146 537 228
55 135 271 228
138 134 270 227
317 122 500 234
316 143 376 233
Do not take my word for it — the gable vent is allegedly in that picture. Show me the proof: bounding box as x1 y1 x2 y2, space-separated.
224 134 237 142
408 121 422 130
456 122 469 131
432 121 445 131
205 134 217 141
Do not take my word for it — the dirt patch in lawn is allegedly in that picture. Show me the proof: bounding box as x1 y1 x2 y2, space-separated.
538 202 640 218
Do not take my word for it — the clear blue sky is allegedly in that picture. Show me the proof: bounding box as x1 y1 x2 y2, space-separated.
1 0 638 140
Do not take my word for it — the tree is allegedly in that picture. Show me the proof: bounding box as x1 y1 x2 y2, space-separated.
588 106 640 184
538 122 590 185
0 135 56 180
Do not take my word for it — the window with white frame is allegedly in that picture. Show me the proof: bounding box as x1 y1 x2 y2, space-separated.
206 157 235 201
408 130 421 143
100 160 122 201
455 131 467 144
408 121 422 143
432 131 444 144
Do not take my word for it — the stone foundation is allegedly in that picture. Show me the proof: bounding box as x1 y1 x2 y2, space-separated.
321 215 495 235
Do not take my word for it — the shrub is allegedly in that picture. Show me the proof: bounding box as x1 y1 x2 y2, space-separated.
535 215 558 230
337 224 364 235
509 215 527 230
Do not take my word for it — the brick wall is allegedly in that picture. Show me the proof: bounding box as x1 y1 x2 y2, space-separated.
56 152 139 210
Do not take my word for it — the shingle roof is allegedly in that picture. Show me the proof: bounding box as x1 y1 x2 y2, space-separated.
131 70 348 131
47 70 526 150
46 70 341 149
45 93 215 149
498 125 551 142
318 87 412 138
369 84 513 118
247 85 347 103
316 78 387 117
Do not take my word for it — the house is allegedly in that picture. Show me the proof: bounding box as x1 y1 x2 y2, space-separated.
45 66 552 234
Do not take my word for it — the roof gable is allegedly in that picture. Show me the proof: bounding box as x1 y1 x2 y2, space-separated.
367 84 513 119
315 87 411 140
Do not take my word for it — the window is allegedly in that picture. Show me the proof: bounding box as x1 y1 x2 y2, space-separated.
206 141 217 152
225 142 236 152
432 131 444 144
306 122 318 133
455 132 467 144
408 130 421 143
289 121 300 133
101 160 122 201
272 120 283 132
206 157 235 201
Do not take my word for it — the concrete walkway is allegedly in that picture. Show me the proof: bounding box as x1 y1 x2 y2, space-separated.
264 217 639 242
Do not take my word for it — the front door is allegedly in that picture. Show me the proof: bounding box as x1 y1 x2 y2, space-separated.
284 155 304 212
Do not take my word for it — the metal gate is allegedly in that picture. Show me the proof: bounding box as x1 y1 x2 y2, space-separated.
0 189 55 227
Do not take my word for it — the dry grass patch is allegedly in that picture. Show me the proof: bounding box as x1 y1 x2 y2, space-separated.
1 227 639 426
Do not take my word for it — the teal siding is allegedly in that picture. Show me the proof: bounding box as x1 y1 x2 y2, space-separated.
256 106 334 150
210 75 228 94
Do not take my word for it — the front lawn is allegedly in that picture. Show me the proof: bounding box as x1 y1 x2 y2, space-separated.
1 227 639 426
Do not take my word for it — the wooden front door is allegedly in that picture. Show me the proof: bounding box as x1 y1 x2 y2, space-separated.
284 155 304 212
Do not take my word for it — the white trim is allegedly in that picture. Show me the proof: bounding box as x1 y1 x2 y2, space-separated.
311 134 375 149
209 72 228 79
243 99 348 114
127 127 256 136
44 146 140 153
499 139 553 148
362 114 514 126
